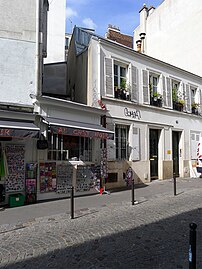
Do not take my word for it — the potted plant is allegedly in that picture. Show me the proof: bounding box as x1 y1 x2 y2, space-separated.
191 102 199 114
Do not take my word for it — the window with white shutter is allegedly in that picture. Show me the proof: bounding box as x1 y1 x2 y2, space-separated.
142 70 149 104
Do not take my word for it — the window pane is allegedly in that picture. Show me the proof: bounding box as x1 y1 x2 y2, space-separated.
114 75 118 87
114 64 118 76
120 67 126 77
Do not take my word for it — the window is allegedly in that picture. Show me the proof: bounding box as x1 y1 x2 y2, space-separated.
114 63 130 100
149 73 162 107
48 133 92 162
115 125 129 160
172 80 183 111
190 86 199 114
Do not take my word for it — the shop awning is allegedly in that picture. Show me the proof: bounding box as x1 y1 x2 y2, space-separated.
43 117 114 140
0 120 40 138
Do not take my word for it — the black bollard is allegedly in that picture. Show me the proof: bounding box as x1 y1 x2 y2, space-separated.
70 186 74 219
131 179 135 205
189 223 197 269
173 173 177 196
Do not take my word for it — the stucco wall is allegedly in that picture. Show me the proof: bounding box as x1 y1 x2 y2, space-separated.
0 38 36 105
44 0 66 63
134 0 202 77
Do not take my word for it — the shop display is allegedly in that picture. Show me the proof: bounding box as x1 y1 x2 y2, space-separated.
56 163 73 194
5 145 25 192
39 162 56 192
90 165 101 192
25 163 37 203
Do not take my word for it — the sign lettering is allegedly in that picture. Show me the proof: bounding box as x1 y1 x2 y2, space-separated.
124 108 141 119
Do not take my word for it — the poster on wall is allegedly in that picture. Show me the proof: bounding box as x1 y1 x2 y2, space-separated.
56 163 73 194
39 162 56 192
5 144 25 192
25 163 37 203
76 165 101 192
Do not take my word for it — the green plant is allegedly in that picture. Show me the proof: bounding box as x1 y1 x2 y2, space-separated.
191 102 199 109
120 79 126 89
172 88 178 102
178 99 185 105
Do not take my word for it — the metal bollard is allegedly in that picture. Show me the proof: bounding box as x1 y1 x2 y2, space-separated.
70 186 74 219
189 223 197 269
173 173 177 196
131 179 135 205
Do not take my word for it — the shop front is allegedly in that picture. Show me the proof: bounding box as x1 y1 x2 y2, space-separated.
0 118 39 207
35 96 114 201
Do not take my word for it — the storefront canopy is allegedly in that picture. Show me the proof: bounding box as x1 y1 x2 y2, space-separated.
43 117 114 140
0 120 40 138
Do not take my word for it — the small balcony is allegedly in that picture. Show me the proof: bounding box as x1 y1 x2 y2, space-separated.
114 87 131 101
191 103 199 115
150 93 163 107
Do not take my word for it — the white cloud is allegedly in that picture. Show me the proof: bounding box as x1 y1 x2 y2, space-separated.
66 7 78 18
82 18 97 30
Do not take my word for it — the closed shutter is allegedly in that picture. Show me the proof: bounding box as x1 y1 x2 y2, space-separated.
131 65 138 103
142 70 149 104
185 84 191 113
199 89 202 114
106 122 115 160
166 77 172 108
162 75 167 107
105 58 113 96
131 127 140 161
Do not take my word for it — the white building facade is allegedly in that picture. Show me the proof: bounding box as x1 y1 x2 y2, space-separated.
133 0 202 77
68 27 202 188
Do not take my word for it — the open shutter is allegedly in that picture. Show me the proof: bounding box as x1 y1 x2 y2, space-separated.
131 126 140 161
105 58 113 96
185 84 191 113
142 70 149 104
131 66 138 103
199 89 202 114
106 122 115 160
166 77 172 108
162 75 167 107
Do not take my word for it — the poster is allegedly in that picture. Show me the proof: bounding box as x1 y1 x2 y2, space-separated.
6 144 25 192
25 163 37 203
39 162 56 192
56 163 73 194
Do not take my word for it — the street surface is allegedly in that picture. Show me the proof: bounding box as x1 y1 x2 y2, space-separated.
0 177 201 268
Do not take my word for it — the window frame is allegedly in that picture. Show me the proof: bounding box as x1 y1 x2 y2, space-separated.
115 125 129 160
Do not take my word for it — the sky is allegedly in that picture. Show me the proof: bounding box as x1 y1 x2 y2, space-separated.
66 0 164 37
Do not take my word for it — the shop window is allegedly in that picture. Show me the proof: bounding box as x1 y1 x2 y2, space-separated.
48 133 92 162
115 125 129 160
114 63 130 100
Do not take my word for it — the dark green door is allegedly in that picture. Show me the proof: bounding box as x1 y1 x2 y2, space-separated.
149 129 159 180
172 131 180 176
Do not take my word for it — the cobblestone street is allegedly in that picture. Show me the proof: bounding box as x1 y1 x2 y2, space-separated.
0 178 202 268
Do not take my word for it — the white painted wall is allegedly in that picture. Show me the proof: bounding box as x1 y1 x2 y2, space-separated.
45 0 66 63
0 0 37 106
134 0 202 77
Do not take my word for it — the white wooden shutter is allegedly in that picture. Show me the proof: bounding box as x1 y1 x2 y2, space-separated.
162 75 167 107
185 84 191 113
191 132 200 160
106 122 115 160
199 89 202 114
142 70 149 104
131 126 140 161
131 66 138 103
166 77 172 108
105 58 113 96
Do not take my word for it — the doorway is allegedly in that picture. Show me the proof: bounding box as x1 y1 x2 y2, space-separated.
172 131 180 176
149 129 159 180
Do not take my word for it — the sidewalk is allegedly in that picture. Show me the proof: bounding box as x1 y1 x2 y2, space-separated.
0 177 201 227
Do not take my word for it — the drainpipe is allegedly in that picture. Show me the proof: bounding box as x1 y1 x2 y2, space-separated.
35 0 42 97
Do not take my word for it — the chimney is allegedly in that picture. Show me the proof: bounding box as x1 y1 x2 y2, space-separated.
136 40 142 53
148 6 155 16
139 4 148 34
140 32 146 53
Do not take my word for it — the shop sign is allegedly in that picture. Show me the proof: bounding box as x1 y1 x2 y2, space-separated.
124 108 141 120
0 128 39 138
52 126 114 140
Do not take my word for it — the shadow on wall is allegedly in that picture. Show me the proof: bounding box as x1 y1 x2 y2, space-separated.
4 208 202 268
